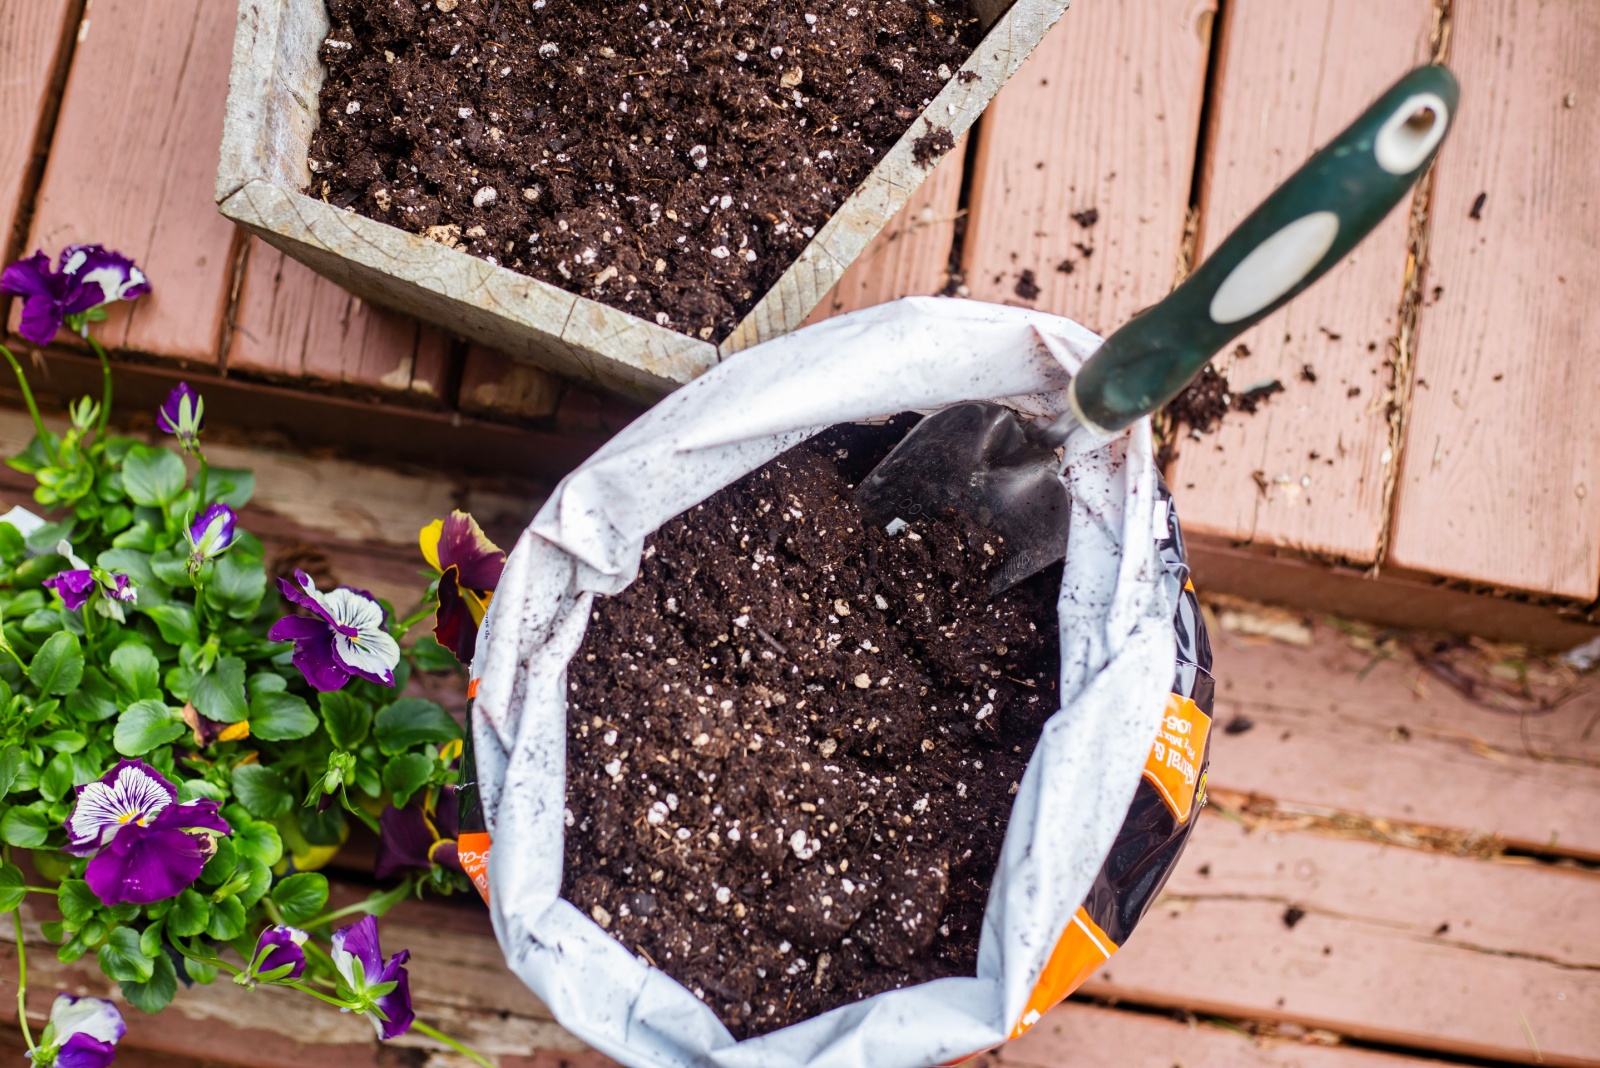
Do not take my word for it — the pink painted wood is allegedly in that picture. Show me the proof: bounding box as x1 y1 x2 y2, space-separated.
22 0 239 363
961 0 1215 336
458 344 563 420
228 239 452 400
0 0 76 257
1166 0 1435 563
1387 0 1600 598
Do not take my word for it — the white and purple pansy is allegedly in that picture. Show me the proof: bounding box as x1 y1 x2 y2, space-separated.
42 541 134 618
30 993 125 1068
42 567 95 612
268 570 400 692
60 244 149 308
156 382 205 452
185 503 237 573
330 916 414 1039
64 759 230 907
247 925 309 984
0 251 102 347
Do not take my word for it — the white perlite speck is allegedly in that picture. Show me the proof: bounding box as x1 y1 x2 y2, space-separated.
345 100 361 114
646 801 669 825
604 758 622 779
539 42 559 57
473 186 498 208
689 145 708 170
715 886 731 904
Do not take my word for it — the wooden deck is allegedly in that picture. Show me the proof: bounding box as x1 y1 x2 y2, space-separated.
1 4 1598 1063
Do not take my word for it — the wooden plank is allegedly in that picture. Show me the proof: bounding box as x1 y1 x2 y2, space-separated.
228 239 453 400
459 344 563 422
1387 0 1600 598
1206 616 1600 859
0 0 76 256
1166 0 1435 563
803 137 967 324
960 0 1215 335
1082 815 1600 1066
22 0 238 363
998 1001 1443 1068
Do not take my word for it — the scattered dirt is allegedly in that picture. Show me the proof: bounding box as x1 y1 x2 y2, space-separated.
1234 379 1285 414
1470 191 1487 219
1054 259 1075 275
1070 207 1099 228
1012 268 1040 301
1299 364 1317 383
1282 906 1307 929
562 423 1062 1038
310 1 984 343
910 123 956 167
1157 365 1288 469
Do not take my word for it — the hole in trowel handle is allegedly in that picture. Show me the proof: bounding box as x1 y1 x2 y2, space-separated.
1375 93 1450 174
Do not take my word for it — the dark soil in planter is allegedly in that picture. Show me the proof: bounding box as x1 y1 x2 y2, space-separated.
561 422 1062 1037
310 1 984 343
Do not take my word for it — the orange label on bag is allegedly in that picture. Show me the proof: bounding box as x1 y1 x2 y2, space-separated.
458 831 492 905
1009 907 1117 1039
1143 693 1209 823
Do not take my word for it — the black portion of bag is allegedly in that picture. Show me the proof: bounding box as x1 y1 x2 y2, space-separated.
1080 477 1214 947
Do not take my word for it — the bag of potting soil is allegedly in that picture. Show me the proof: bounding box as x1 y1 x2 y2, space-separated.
463 297 1213 1068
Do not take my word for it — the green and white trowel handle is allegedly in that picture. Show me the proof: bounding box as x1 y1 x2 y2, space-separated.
1055 64 1458 440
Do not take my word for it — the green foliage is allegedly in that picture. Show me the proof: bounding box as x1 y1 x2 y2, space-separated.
374 698 461 754
272 872 329 924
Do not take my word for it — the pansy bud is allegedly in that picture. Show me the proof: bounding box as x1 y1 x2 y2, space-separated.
33 994 125 1068
186 503 237 573
244 925 310 985
158 381 205 452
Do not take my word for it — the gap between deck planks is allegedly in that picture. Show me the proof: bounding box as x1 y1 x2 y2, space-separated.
1388 0 1600 599
1166 0 1436 565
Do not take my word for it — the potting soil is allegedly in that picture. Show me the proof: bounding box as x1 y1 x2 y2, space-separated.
561 422 1062 1038
309 1 983 343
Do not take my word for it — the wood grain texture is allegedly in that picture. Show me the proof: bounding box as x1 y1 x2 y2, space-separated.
23 0 238 363
961 0 1215 336
458 344 563 421
228 238 453 399
1387 0 1600 598
0 0 76 257
999 1001 1451 1068
1083 815 1600 1066
1166 0 1435 563
803 136 967 324
1207 620 1600 858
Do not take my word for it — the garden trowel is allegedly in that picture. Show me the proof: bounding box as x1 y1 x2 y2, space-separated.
857 64 1458 593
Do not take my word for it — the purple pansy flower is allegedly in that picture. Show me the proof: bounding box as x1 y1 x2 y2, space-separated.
32 994 124 1068
330 916 414 1039
157 382 205 453
0 251 101 346
60 244 149 307
185 503 236 574
43 568 95 611
64 759 231 906
376 787 463 880
248 925 309 984
268 570 400 692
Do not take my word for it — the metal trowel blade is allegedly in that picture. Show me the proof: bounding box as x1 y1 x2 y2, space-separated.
854 402 1071 594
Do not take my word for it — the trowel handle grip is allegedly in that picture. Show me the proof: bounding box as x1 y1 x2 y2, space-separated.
1065 64 1458 437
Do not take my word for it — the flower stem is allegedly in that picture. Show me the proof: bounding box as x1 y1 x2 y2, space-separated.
299 879 414 929
14 910 34 1052
86 335 112 441
195 452 210 509
0 343 57 466
280 980 359 1011
411 1021 495 1068
23 885 58 895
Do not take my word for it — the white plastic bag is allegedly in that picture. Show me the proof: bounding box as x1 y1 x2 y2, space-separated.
469 298 1178 1068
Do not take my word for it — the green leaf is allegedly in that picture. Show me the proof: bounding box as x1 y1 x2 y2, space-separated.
0 523 25 565
114 699 186 757
28 631 84 696
271 872 329 924
373 698 460 756
121 446 187 507
382 753 435 808
66 667 118 722
0 862 24 912
25 518 72 556
206 554 267 620
109 642 162 702
192 656 248 723
38 753 73 802
233 820 283 868
143 602 197 646
231 764 292 819
320 691 371 750
183 955 218 984
0 805 49 848
205 894 246 941
37 730 85 753
166 887 210 937
0 746 22 797
177 778 227 803
249 672 287 695
148 549 191 588
95 548 159 588
98 926 155 983
200 837 237 886
298 804 345 848
409 635 461 673
248 690 316 741
121 950 177 1014
210 468 256 509
233 856 272 907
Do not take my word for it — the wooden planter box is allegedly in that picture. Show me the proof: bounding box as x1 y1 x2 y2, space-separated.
215 0 1070 401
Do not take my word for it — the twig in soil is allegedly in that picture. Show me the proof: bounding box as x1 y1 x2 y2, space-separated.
755 627 789 656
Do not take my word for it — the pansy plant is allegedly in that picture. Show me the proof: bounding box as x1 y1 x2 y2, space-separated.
0 246 490 1065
